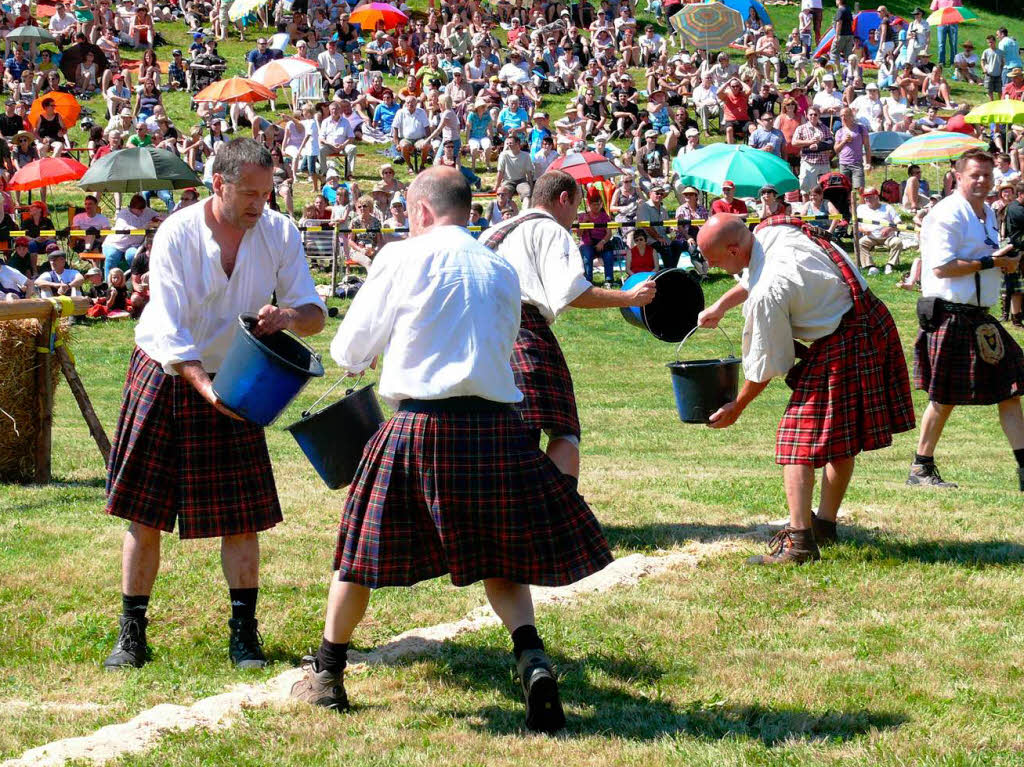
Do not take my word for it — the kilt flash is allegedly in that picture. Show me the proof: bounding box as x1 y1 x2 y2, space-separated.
511 303 581 440
105 347 283 539
914 310 1024 406
333 405 612 588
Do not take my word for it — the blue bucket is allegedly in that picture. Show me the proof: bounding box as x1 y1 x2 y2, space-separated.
212 313 325 426
619 267 705 342
667 327 740 424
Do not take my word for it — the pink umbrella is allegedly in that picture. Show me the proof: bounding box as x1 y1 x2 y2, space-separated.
250 57 319 89
348 2 409 30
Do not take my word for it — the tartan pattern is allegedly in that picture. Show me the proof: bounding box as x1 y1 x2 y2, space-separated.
511 303 582 440
105 347 283 539
755 216 916 467
333 407 612 588
913 311 1024 406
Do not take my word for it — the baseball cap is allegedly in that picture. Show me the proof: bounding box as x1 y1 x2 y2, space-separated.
823 74 835 82
685 127 699 137
193 31 204 38
722 180 736 190
86 267 102 277
862 186 879 197
759 184 777 195
534 111 548 119
644 129 658 138
48 248 66 260
14 236 29 246
172 49 182 56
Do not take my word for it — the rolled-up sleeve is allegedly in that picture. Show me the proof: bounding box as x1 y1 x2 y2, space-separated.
143 222 201 373
274 219 327 316
330 246 399 373
742 282 795 383
921 206 962 268
536 226 591 318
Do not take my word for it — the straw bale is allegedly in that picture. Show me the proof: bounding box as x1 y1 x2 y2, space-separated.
0 318 67 484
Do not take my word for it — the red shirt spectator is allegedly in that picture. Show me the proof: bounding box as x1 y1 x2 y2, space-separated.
720 82 751 122
943 114 975 135
1003 77 1024 101
711 182 749 216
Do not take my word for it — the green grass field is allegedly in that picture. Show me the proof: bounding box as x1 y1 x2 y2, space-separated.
4 1 1024 765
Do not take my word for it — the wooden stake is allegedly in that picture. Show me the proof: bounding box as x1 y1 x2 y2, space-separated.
55 346 110 466
34 309 54 484
330 229 338 302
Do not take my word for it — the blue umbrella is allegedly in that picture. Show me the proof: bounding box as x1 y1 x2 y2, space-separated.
714 0 770 27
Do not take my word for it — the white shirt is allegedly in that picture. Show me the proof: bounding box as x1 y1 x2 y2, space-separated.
0 263 28 293
740 225 862 382
812 89 843 113
498 61 530 84
73 212 111 230
318 50 345 78
319 114 353 147
488 209 591 323
850 95 883 130
104 207 160 250
330 225 523 408
136 199 326 374
391 106 429 140
920 192 1002 307
692 83 718 107
857 201 899 238
38 267 82 286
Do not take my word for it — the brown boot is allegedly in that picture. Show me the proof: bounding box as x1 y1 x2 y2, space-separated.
811 513 838 547
747 526 821 565
289 656 349 711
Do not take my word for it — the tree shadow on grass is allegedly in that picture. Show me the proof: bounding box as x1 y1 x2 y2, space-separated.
381 642 907 744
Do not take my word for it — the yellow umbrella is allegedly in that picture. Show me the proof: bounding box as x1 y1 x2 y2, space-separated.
964 99 1024 125
228 0 269 22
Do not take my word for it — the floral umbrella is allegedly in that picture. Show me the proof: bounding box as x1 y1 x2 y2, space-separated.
886 132 986 165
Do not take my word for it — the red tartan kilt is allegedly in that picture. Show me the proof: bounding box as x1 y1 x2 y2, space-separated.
913 311 1024 406
511 303 581 440
333 405 612 588
776 291 916 467
105 347 283 539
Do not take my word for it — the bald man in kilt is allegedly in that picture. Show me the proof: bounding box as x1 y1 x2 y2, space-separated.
908 149 1024 490
696 213 915 564
289 167 612 734
482 171 655 483
102 139 327 670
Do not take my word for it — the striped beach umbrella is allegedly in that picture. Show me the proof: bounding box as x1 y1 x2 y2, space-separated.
886 132 986 165
670 2 744 51
251 57 319 89
229 0 270 22
964 99 1024 125
546 152 624 184
926 6 977 26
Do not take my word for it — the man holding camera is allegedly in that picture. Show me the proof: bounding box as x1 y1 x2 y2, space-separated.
909 150 1024 490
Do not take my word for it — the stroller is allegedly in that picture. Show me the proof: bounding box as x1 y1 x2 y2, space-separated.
818 171 852 242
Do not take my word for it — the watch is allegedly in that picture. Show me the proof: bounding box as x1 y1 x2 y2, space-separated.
980 255 995 270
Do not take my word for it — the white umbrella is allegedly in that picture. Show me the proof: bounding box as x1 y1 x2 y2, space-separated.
228 0 269 22
250 57 320 89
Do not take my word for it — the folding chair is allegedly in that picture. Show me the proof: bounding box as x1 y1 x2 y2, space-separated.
291 71 324 110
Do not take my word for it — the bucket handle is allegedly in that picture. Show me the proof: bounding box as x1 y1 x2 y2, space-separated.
675 325 736 361
302 372 364 418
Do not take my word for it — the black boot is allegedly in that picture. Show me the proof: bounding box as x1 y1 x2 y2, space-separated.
103 615 149 670
517 649 565 734
228 618 267 669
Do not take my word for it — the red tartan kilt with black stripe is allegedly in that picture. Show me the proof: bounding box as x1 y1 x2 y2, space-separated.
105 347 283 539
510 303 581 440
776 291 916 467
333 406 613 588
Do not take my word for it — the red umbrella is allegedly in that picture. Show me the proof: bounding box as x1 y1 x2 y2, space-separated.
546 151 624 184
8 156 88 191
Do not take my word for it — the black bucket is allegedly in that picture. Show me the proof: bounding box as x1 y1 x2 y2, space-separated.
619 267 705 342
285 383 385 489
667 327 741 424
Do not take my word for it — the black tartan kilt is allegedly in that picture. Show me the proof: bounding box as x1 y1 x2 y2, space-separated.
914 310 1024 406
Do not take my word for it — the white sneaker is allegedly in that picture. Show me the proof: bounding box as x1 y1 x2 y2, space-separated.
868 266 880 276
884 264 893 275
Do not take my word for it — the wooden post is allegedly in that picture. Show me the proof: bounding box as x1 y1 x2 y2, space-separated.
851 188 861 269
34 308 54 484
330 226 338 301
0 296 91 321
56 346 110 465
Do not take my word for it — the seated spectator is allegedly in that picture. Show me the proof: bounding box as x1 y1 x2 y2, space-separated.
626 230 658 275
710 179 748 215
578 192 616 285
0 257 33 300
72 195 111 253
81 267 106 300
35 250 83 297
901 165 931 212
102 195 160 277
23 202 56 255
346 196 383 268
856 186 904 275
756 184 790 218
468 203 488 239
86 267 130 317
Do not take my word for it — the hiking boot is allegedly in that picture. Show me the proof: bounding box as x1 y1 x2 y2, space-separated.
517 649 565 734
103 615 148 670
906 462 958 488
289 656 349 711
747 526 820 565
228 617 267 669
811 513 838 547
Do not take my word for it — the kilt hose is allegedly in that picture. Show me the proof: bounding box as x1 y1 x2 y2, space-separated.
914 310 1024 406
105 347 283 539
755 215 916 467
333 402 612 588
511 303 582 441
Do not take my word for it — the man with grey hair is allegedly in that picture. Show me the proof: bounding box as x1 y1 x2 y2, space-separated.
291 167 613 735
102 138 327 672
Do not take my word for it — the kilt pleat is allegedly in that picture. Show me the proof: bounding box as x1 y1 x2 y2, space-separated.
333 407 613 588
913 312 1024 406
511 303 581 440
105 347 283 539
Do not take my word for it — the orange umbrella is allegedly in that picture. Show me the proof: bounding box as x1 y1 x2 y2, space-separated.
8 156 88 191
193 76 276 104
28 92 81 130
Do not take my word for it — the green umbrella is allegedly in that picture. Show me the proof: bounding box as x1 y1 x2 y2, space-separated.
78 147 202 193
672 143 798 197
6 26 57 46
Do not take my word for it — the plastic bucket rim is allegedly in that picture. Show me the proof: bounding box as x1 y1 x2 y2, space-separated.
667 356 742 370
283 384 378 433
237 312 325 378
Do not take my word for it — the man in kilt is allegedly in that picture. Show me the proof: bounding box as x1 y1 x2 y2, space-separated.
482 170 656 484
102 139 327 670
289 168 613 734
696 213 915 564
908 150 1024 491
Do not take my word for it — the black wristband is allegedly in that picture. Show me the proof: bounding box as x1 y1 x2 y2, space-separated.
980 256 995 270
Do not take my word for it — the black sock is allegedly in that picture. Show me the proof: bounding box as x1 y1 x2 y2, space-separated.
229 588 258 621
915 453 935 466
122 594 149 618
511 624 544 661
564 475 579 492
316 637 348 675
1014 449 1024 468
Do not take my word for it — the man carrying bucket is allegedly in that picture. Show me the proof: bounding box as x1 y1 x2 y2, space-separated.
695 213 915 564
102 139 326 671
482 170 656 483
289 167 613 734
